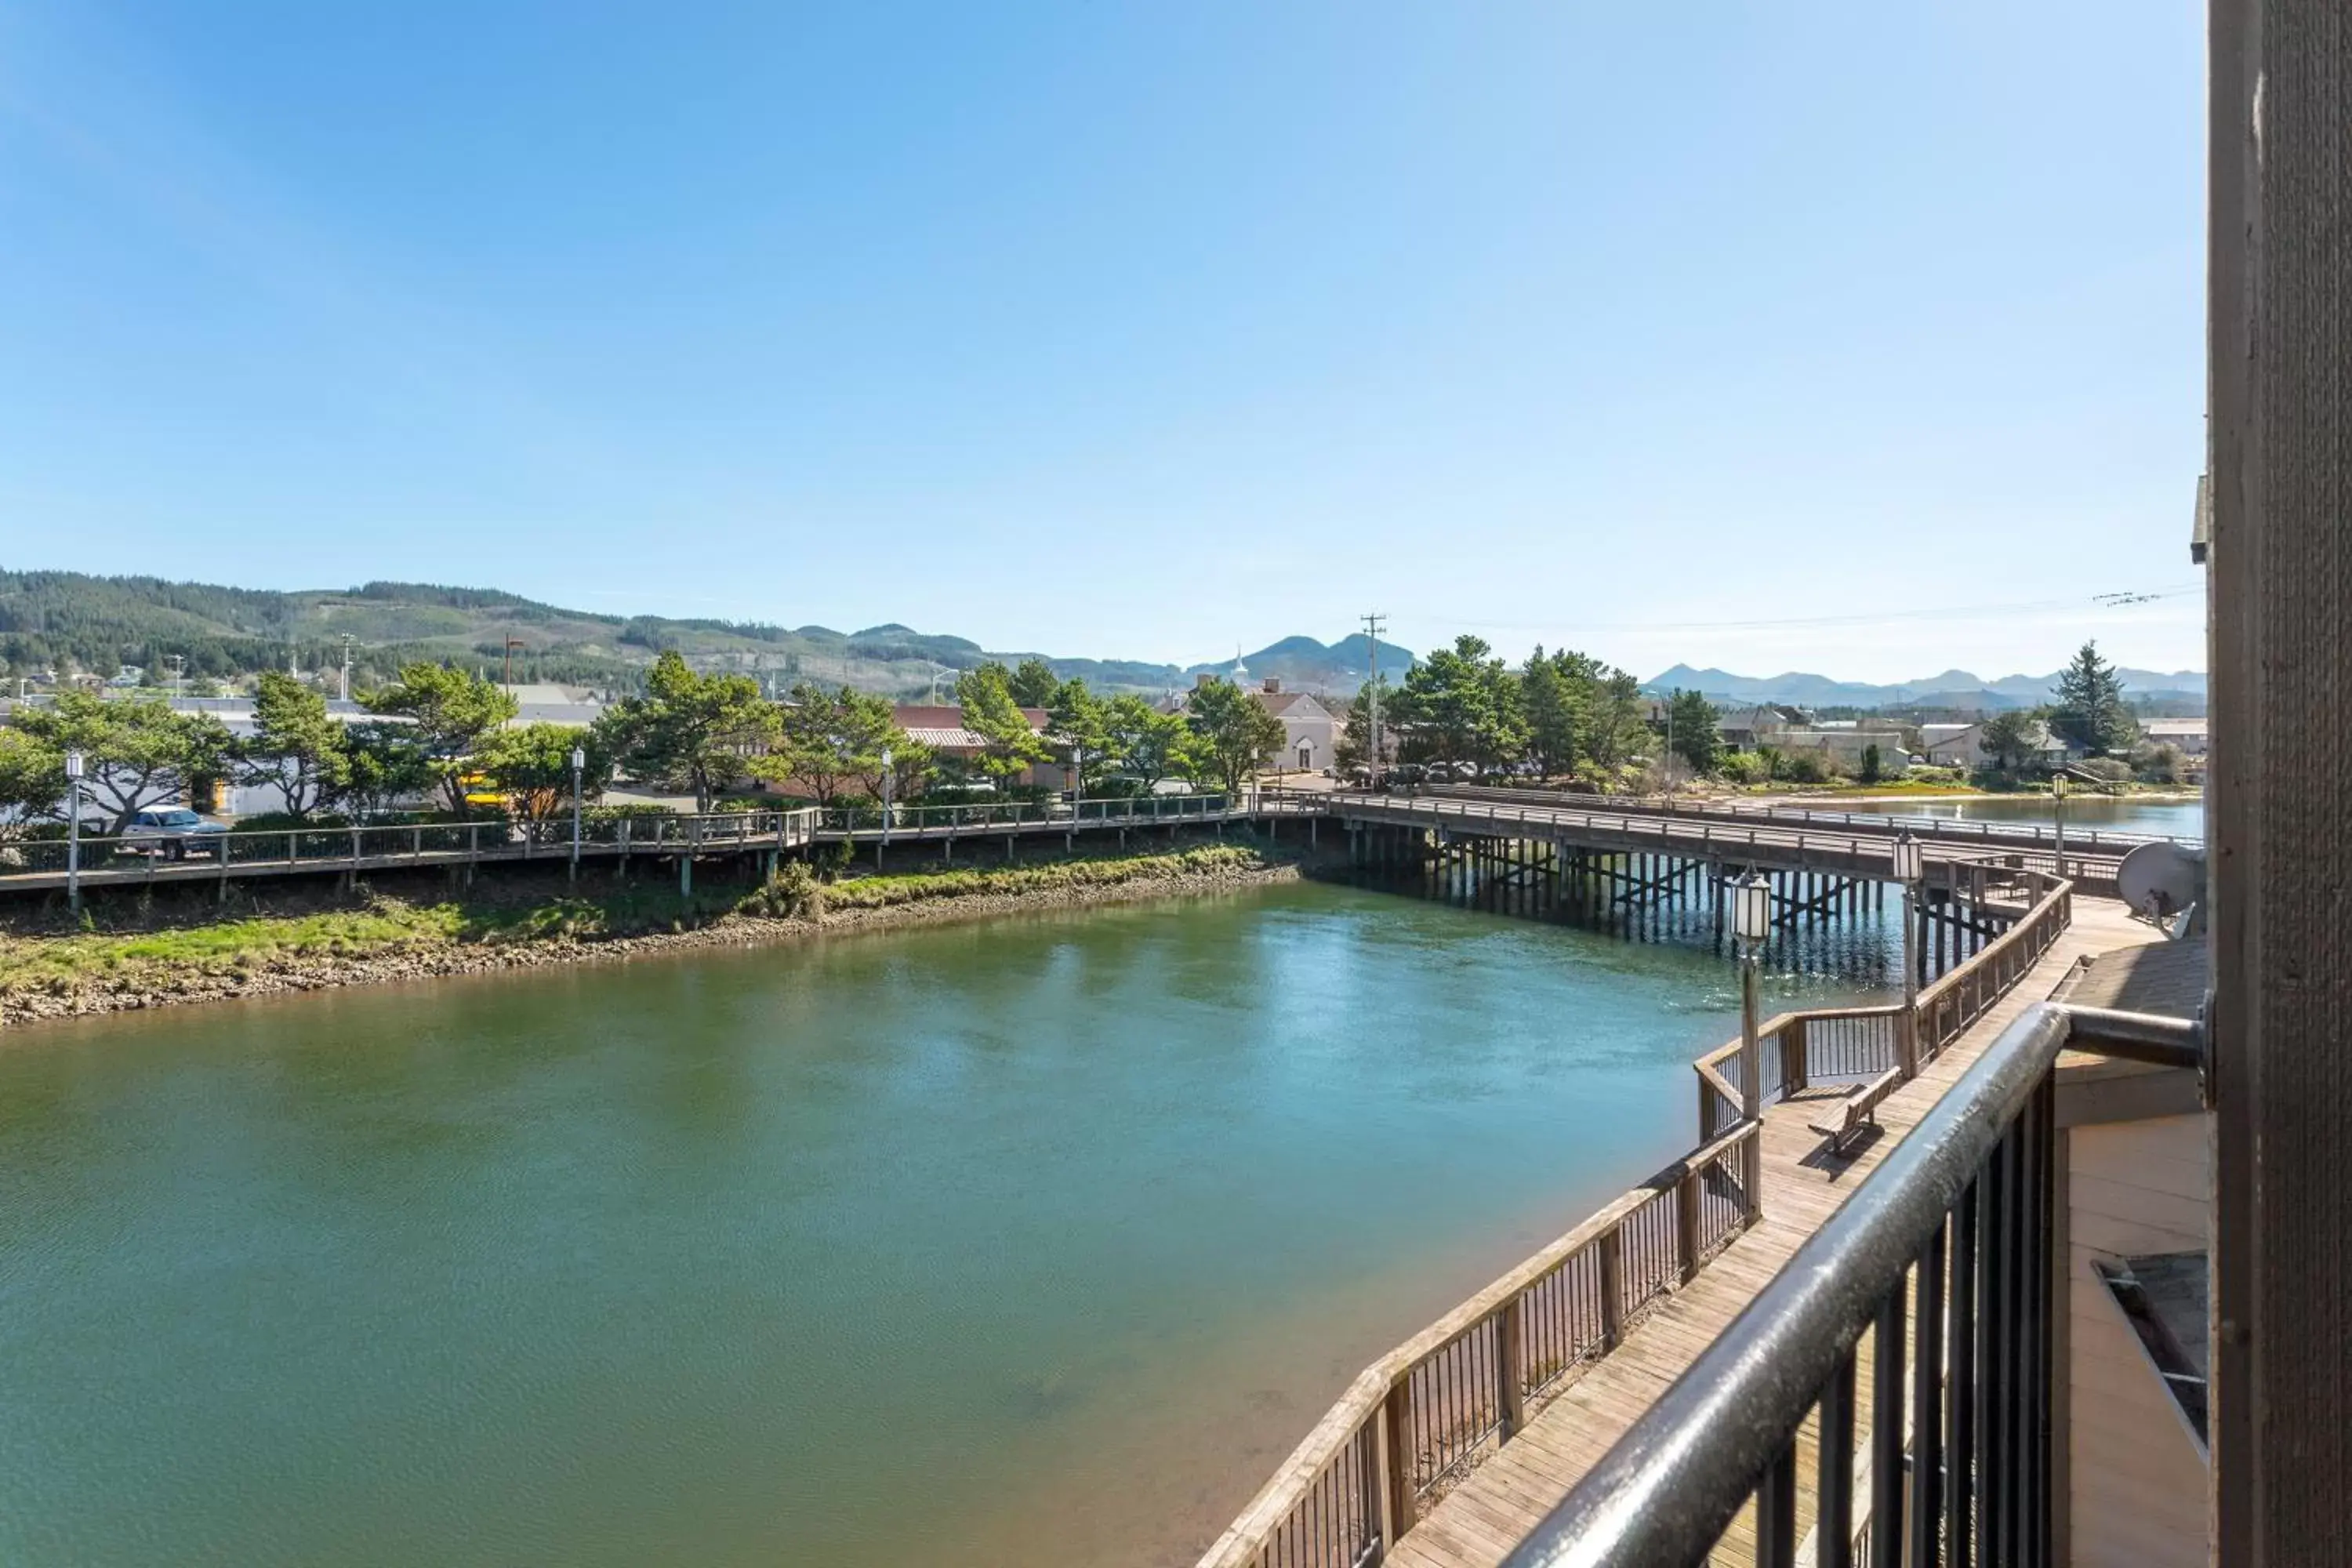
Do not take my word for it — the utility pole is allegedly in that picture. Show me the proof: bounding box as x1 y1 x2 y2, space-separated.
164 654 185 704
339 635 354 702
1361 612 1387 779
503 637 525 693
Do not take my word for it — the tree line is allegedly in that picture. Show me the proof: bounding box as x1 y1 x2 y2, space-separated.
0 651 1292 837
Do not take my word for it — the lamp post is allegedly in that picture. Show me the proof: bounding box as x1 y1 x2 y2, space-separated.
1733 875 1771 1217
1734 875 1772 1122
880 746 894 855
64 750 85 916
568 744 585 884
2052 771 2070 880
1893 831 1924 1076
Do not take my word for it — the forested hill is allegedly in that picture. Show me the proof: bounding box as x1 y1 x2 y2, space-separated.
0 569 1400 700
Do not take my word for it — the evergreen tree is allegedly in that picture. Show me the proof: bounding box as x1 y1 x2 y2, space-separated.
2049 641 2136 757
366 662 521 813
954 662 1051 782
1007 657 1060 708
1520 649 1587 778
1663 688 1720 775
240 670 350 820
589 651 773 811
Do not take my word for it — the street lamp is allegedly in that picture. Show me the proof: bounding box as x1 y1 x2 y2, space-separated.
64 751 85 916
2052 771 2070 880
1892 831 1925 1076
880 746 895 852
568 744 586 884
1733 874 1772 1214
1734 876 1772 1123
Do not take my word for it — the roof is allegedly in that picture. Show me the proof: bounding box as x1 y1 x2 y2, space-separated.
902 726 991 749
891 704 1047 732
2143 718 2209 735
1256 690 1333 719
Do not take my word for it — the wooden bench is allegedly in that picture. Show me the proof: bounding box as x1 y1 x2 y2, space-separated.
1806 1067 1903 1155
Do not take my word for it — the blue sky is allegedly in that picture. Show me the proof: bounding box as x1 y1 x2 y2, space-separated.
0 2 2206 681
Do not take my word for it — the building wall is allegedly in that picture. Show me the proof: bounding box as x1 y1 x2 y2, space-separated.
2065 1112 2209 1567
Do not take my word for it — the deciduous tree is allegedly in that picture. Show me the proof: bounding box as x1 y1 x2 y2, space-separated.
1104 695 1193 791
0 728 64 841
1183 677 1286 794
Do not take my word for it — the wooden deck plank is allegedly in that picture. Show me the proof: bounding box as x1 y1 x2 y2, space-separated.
1385 896 2159 1568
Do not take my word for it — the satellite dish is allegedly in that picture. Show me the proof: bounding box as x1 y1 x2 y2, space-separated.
2116 840 2206 930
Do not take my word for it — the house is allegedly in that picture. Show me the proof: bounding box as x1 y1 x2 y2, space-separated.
1764 720 1911 771
1251 680 1340 774
887 704 1062 786
2142 717 2209 758
1923 719 2072 770
1716 704 1807 753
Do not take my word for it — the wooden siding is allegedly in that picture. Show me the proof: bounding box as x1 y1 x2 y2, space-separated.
2065 1113 2209 1567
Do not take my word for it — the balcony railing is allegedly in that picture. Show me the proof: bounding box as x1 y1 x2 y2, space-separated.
1497 1003 2201 1568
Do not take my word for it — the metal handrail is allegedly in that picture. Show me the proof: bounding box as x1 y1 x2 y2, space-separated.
1497 1003 2200 1568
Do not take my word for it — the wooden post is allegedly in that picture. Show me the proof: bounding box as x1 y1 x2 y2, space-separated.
1381 1379 1417 1536
1676 1167 1703 1283
1784 1015 1808 1095
1496 1299 1526 1439
1742 1125 1764 1223
1598 1229 1626 1349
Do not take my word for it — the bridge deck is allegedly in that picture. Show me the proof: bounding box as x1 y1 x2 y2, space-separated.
1385 896 2161 1568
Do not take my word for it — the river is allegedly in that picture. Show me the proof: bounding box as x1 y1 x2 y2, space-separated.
1829 794 2204 840
0 882 1887 1567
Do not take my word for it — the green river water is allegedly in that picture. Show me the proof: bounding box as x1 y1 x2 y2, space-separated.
0 881 1885 1566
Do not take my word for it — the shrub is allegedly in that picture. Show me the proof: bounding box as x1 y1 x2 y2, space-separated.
2074 757 2134 784
1781 750 1831 786
2136 743 2187 786
742 858 825 920
1717 752 1772 786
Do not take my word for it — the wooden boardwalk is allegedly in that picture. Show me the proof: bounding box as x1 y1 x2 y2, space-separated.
1385 896 2162 1568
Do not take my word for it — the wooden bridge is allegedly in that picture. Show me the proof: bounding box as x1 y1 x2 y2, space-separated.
1197 859 2169 1568
0 793 1317 901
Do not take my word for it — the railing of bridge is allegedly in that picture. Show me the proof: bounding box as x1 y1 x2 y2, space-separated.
1494 1001 2200 1568
1425 782 2198 854
813 792 1261 834
0 808 822 882
1194 1123 1761 1568
1692 868 2072 1140
1206 859 2079 1568
0 793 1334 890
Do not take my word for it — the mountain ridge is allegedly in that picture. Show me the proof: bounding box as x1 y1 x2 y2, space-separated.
1646 662 2209 712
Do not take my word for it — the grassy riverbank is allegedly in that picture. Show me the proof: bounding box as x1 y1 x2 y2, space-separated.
0 840 1322 1026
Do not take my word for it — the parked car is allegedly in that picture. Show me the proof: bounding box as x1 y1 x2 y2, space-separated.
121 808 231 858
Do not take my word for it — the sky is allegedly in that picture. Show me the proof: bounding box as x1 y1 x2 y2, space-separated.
0 2 2208 683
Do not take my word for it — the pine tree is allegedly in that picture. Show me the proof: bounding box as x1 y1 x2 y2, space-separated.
2049 641 2137 757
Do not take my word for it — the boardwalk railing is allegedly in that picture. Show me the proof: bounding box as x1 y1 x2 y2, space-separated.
1693 868 2074 1141
1427 782 2198 854
0 793 1330 893
1493 1002 2201 1568
0 808 820 884
1196 1123 1762 1568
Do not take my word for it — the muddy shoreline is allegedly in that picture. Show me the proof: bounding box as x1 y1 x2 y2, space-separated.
0 857 1316 1030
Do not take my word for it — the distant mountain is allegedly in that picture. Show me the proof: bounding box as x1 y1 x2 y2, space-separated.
1646 663 2209 713
1186 633 1417 695
0 567 1409 703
